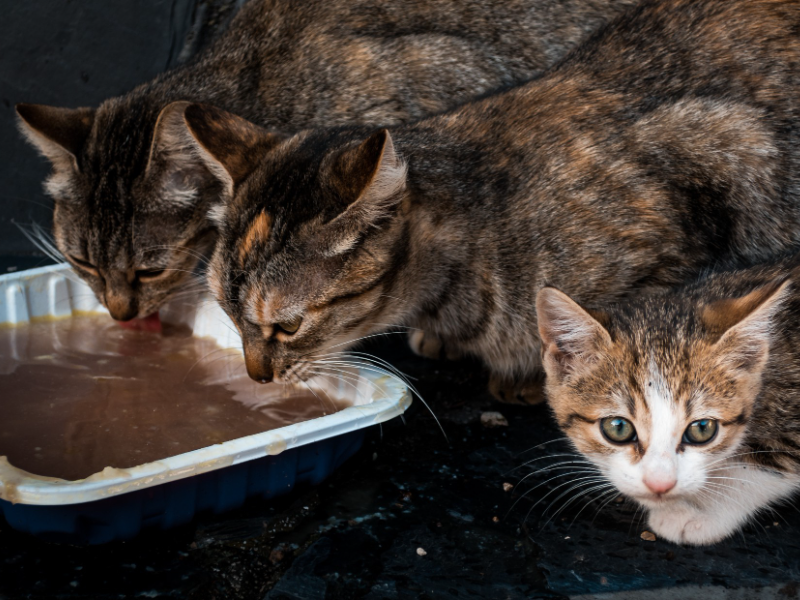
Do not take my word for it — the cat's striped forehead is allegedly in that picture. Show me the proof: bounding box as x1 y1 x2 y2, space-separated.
237 211 273 266
50 98 207 268
211 126 410 321
615 320 748 415
553 304 752 442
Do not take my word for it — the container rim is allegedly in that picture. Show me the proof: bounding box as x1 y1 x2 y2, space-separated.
0 263 412 506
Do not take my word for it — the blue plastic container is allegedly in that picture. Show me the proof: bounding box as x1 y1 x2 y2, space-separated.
0 431 364 544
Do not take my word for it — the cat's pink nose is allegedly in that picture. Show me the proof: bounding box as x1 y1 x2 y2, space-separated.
643 476 676 495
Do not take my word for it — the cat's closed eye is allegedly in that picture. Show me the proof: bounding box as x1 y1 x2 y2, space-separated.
135 268 167 281
276 316 303 335
68 255 98 275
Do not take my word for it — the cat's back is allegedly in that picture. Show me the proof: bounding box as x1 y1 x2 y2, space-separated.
225 0 641 62
159 0 642 125
578 0 800 91
429 0 800 131
396 0 800 238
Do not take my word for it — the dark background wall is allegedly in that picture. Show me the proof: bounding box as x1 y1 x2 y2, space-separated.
0 0 241 263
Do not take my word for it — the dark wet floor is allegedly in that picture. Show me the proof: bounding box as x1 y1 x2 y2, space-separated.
1 335 799 599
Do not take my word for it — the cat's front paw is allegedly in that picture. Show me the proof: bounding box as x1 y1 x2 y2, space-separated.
407 330 462 360
648 506 735 546
488 373 545 405
647 508 693 544
408 330 443 359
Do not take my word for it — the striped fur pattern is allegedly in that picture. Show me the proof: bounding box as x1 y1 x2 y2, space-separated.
14 0 638 321
537 255 800 544
198 0 800 400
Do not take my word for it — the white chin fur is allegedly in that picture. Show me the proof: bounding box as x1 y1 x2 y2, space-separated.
600 445 800 545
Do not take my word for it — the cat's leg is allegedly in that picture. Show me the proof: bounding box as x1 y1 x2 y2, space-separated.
647 462 799 545
407 330 444 359
407 330 462 360
647 503 728 545
647 501 759 546
488 348 546 405
488 372 546 405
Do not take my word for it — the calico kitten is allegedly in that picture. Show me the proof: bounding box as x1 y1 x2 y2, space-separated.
178 0 800 401
536 254 800 545
14 0 637 324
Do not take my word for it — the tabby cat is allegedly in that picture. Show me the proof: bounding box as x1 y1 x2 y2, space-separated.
178 0 800 402
536 255 800 544
15 0 636 326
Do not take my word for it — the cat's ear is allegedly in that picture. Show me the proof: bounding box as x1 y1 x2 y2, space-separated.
16 103 95 172
537 287 612 383
182 103 285 193
333 129 407 224
704 279 791 377
145 101 207 210
147 102 284 214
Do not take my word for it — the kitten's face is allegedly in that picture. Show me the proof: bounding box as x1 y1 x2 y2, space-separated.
185 109 408 383
537 283 787 510
17 102 219 321
546 345 751 510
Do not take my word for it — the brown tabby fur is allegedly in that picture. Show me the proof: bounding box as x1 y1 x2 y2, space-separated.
14 0 637 323
536 254 800 543
541 258 800 474
188 0 800 400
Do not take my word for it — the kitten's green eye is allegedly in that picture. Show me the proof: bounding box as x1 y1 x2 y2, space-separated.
600 417 637 444
68 255 97 273
683 419 718 445
135 268 167 280
276 316 303 335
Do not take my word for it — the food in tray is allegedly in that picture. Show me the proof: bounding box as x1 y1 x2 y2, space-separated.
0 314 349 481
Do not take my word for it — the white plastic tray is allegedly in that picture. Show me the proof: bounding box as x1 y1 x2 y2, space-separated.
0 263 411 506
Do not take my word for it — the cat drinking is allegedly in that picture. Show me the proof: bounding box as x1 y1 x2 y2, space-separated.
179 0 800 402
15 0 636 325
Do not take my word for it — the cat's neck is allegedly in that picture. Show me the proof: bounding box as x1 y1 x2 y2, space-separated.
380 188 539 370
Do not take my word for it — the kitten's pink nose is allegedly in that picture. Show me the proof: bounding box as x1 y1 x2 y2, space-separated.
643 476 676 495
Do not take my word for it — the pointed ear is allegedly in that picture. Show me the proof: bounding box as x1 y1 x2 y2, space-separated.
704 279 791 376
333 129 407 223
145 102 285 213
16 103 95 172
537 287 612 383
182 103 285 193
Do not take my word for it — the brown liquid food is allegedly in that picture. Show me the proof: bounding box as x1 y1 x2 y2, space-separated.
0 314 349 481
